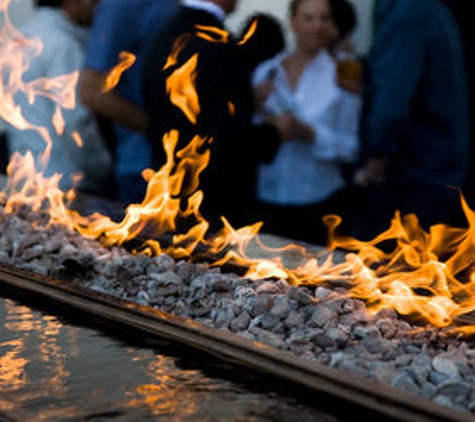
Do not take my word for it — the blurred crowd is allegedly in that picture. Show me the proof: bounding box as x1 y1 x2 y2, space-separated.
2 0 474 246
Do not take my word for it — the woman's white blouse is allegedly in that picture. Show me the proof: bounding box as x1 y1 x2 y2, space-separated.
252 50 361 206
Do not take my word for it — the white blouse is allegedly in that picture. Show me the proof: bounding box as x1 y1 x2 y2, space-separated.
252 50 361 206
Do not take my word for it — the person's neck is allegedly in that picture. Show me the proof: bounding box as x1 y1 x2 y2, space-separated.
290 47 321 64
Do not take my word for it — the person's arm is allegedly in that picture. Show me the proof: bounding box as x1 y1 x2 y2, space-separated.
79 0 149 132
307 90 361 163
79 68 148 132
353 155 388 186
361 9 426 157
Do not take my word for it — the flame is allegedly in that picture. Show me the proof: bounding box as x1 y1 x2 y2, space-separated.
0 1 80 174
194 21 257 46
236 19 258 45
195 25 231 43
2 0 475 335
52 106 65 135
166 54 200 125
70 131 83 148
322 208 475 330
164 34 192 70
102 51 136 93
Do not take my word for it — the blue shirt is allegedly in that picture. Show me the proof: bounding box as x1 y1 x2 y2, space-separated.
360 0 470 187
83 0 178 176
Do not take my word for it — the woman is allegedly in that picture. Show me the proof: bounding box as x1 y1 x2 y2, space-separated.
252 0 361 246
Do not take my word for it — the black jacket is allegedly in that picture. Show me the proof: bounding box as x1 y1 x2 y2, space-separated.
143 7 282 231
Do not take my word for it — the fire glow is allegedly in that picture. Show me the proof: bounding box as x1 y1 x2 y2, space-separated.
1 1 475 333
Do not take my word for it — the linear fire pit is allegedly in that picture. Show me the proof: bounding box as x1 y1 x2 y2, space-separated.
0 262 472 422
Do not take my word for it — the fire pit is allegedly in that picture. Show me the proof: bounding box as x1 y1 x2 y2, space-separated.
1 1 475 420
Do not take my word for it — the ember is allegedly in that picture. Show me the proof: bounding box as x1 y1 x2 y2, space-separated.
2 0 475 417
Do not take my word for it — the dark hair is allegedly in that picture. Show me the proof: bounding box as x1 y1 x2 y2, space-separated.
36 0 63 7
329 0 357 39
238 12 286 71
289 0 307 18
289 0 357 40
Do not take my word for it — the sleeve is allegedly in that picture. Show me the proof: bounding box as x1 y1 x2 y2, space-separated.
251 60 274 86
361 11 427 156
309 93 361 163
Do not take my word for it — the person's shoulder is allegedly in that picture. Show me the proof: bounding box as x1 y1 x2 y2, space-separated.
376 0 432 37
92 0 149 21
19 9 72 47
19 8 57 31
96 0 177 15
390 0 435 23
255 53 284 73
92 0 129 19
95 0 129 10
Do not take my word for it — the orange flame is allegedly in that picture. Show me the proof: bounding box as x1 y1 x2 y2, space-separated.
0 0 82 175
166 54 200 125
102 51 136 93
195 25 231 43
236 19 258 45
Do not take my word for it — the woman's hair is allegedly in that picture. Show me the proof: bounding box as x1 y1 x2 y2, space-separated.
238 12 286 71
289 0 357 39
36 0 63 7
329 0 357 39
289 0 308 18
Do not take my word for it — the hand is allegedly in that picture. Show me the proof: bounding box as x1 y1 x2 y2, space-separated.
289 115 314 142
354 156 388 187
336 58 363 95
254 80 275 109
266 112 315 143
266 112 294 141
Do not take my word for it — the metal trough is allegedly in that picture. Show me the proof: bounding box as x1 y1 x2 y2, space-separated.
0 263 472 422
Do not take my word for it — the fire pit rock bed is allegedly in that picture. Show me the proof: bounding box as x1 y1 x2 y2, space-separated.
1 205 475 416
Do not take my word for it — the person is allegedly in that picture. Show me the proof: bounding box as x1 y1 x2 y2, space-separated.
2 0 113 196
250 0 361 246
351 0 470 240
142 0 297 232
79 0 179 206
440 0 475 211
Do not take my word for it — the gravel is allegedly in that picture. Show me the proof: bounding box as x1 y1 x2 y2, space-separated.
1 203 475 416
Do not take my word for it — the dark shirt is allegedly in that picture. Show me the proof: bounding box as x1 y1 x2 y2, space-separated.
440 0 475 204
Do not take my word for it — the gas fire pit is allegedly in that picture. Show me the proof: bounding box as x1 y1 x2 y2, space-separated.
0 191 475 422
1 1 475 419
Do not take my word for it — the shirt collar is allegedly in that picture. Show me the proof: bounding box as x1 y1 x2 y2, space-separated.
182 0 227 23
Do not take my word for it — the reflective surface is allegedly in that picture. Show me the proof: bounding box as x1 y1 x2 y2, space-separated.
0 293 349 422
